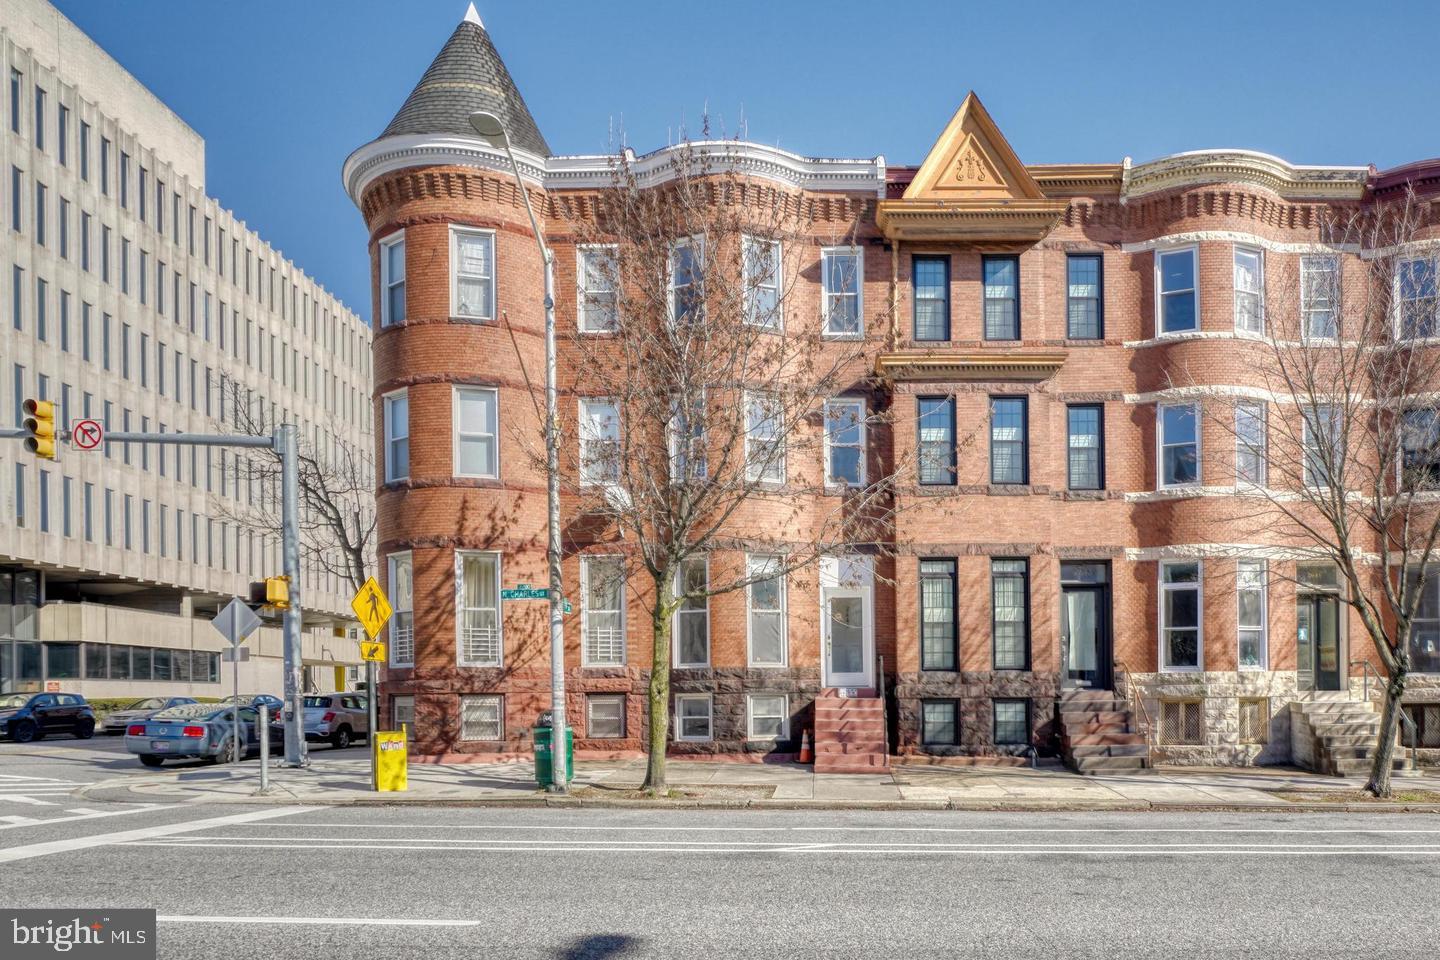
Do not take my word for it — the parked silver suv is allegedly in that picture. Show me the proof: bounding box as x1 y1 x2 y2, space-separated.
275 693 368 749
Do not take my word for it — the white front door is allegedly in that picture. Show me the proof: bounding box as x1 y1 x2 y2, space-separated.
822 589 873 689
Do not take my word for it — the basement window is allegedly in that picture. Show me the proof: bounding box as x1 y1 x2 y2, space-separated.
1160 700 1202 745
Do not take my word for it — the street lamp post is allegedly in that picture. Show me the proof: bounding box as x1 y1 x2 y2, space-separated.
468 111 568 793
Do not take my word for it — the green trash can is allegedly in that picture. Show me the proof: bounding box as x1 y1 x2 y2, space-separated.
534 712 574 788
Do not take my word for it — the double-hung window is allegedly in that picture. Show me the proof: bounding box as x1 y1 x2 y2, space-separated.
451 227 494 320
743 236 781 330
460 695 502 740
1157 247 1198 334
383 390 409 482
920 559 957 671
982 255 1019 340
578 244 618 332
917 397 955 485
1404 566 1440 674
582 556 625 666
989 397 1027 485
673 557 709 667
745 391 784 484
1301 255 1339 339
1233 246 1264 334
379 232 405 326
994 700 1030 746
821 247 862 336
1235 402 1266 485
668 392 706 481
453 386 498 478
824 398 865 487
1066 404 1103 490
747 694 788 740
587 694 625 739
912 255 949 341
387 552 414 666
1158 403 1199 487
669 237 703 325
579 398 620 486
747 554 787 667
1161 561 1202 670
1066 253 1102 339
1397 256 1438 339
921 700 958 746
1237 560 1267 670
675 694 712 741
991 559 1029 670
1402 408 1440 488
456 551 501 666
1303 404 1341 489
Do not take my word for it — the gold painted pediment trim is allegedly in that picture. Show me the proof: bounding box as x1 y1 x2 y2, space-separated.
904 93 1045 203
875 351 1067 383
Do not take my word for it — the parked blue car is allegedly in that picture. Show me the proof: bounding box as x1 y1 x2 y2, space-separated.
100 696 199 734
123 703 263 767
0 692 96 742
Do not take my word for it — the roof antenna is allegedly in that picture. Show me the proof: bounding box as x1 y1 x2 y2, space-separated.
463 2 483 26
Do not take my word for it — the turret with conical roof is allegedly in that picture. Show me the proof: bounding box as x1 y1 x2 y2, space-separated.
378 2 550 156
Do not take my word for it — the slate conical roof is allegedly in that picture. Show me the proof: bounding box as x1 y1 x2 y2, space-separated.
380 5 551 157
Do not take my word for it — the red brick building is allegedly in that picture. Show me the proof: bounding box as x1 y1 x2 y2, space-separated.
344 8 1440 770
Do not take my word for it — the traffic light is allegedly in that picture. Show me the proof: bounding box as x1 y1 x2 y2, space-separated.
22 399 57 460
248 576 291 610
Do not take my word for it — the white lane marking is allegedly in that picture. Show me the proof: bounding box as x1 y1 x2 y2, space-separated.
0 815 40 825
1 796 58 806
64 807 103 815
259 822 1440 835
0 806 314 863
0 805 179 832
158 916 480 927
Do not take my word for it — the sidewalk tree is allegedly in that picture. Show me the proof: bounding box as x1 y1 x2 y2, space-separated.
1191 187 1436 797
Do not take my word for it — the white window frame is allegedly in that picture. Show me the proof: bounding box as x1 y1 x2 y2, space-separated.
578 397 620 487
1237 559 1268 671
452 385 499 479
674 693 713 742
1155 245 1198 336
455 550 502 667
1235 401 1266 486
668 391 706 482
1157 402 1200 489
382 389 409 482
668 235 704 326
459 694 503 740
449 226 496 321
746 693 790 741
1233 245 1264 335
387 551 414 667
1395 254 1439 340
824 397 866 488
586 693 626 739
392 695 415 736
673 556 710 668
743 235 782 330
821 246 863 337
746 554 788 667
379 231 405 327
577 243 618 333
745 390 784 484
581 555 626 667
1303 404 1341 490
1300 255 1340 340
1159 560 1203 672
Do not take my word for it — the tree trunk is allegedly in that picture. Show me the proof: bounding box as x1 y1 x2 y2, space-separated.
642 575 674 794
1363 671 1407 799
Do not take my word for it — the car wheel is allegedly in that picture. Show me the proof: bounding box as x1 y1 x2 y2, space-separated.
139 754 165 768
11 720 37 744
212 735 241 765
75 719 96 739
331 726 352 750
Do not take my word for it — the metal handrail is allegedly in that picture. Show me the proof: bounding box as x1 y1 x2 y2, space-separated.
1113 659 1153 744
1349 658 1418 771
877 654 888 758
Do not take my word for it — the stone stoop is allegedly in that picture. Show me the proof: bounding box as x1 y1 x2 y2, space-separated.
1294 700 1418 778
1057 689 1151 775
814 688 890 774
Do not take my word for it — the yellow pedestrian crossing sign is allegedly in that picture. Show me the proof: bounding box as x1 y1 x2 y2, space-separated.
351 576 393 640
360 640 387 662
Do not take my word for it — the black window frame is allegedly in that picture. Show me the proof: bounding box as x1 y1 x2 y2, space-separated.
990 557 1031 671
981 254 1020 341
993 697 1032 745
918 558 958 672
916 395 956 485
911 254 950 342
1065 253 1104 340
989 395 1029 485
1066 403 1105 491
920 698 960 746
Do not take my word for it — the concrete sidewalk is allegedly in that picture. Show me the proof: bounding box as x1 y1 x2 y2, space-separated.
77 755 1440 811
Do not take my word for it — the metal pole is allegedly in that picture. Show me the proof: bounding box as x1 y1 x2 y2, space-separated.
231 648 240 764
498 137 568 794
367 659 378 790
258 703 270 793
278 424 307 767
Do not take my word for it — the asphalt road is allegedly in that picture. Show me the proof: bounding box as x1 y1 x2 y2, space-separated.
2 793 1439 959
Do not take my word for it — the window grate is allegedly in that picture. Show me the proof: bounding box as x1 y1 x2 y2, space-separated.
460 695 501 740
1160 700 1203 744
1239 698 1268 744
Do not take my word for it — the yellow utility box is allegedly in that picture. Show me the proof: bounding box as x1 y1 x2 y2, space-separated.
374 726 408 792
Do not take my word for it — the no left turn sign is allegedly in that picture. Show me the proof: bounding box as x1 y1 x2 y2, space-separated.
72 419 104 450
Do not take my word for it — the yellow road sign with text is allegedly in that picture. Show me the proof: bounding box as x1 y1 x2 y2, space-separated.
360 641 387 662
351 576 393 639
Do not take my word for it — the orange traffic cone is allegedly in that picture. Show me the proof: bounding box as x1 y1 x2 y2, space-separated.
798 728 813 764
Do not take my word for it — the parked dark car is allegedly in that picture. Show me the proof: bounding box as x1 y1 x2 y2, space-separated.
123 703 264 767
0 692 97 742
219 693 283 716
100 696 199 734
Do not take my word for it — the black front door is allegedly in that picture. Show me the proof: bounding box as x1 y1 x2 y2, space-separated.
1297 594 1342 691
1061 563 1112 689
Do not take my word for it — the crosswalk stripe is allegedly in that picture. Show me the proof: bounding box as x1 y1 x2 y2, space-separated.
3 796 58 806
0 815 40 825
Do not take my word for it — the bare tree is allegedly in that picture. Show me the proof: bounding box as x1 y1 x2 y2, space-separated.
524 138 919 792
213 377 375 595
1191 186 1436 797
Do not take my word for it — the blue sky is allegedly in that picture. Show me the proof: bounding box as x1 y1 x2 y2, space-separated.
53 0 1440 320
